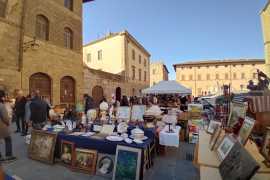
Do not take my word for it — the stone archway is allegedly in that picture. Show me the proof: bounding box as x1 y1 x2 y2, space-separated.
29 72 51 101
92 86 104 106
116 87 121 102
60 76 75 105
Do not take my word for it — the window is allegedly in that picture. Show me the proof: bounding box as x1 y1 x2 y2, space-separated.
64 27 73 49
139 55 141 64
144 71 147 81
132 66 135 80
144 59 146 67
64 0 73 11
252 64 255 67
198 66 200 69
215 74 219 80
206 74 210 80
181 75 185 81
98 50 102 60
198 88 202 95
87 53 91 63
152 69 156 75
225 65 228 68
189 75 193 80
225 73 229 80
215 65 219 68
206 66 209 69
233 73 237 79
197 74 201 81
36 15 49 41
132 49 135 60
0 0 7 18
139 69 142 81
189 66 192 69
233 65 236 67
241 73 245 79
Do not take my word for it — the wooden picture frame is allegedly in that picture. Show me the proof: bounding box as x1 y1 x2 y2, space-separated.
113 145 142 180
28 130 57 164
96 153 115 178
219 141 260 180
209 127 222 151
261 126 270 164
207 120 221 134
131 105 146 122
228 102 247 128
217 135 236 161
73 148 97 174
237 116 255 145
60 140 75 167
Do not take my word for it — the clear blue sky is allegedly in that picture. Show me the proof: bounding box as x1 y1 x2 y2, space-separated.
83 0 267 80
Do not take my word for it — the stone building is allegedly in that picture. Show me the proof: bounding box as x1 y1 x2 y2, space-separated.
173 59 265 96
150 61 169 86
261 0 270 77
83 30 151 98
0 0 92 105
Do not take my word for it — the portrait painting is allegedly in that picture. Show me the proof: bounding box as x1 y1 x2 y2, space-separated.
113 145 142 180
261 127 270 163
217 135 235 161
73 148 97 174
131 105 146 121
60 140 75 167
117 106 131 121
96 153 115 178
28 130 57 164
237 117 255 145
207 120 221 134
209 127 222 151
228 102 247 128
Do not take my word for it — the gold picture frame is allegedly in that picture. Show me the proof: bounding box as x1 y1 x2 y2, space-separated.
73 148 97 174
60 140 75 167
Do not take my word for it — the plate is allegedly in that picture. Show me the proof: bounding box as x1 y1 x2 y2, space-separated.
129 135 148 141
106 136 124 142
133 139 143 144
124 138 133 144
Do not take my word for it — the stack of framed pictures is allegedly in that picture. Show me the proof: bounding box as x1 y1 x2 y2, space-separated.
228 102 247 128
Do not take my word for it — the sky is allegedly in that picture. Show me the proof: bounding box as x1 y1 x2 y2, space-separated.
83 0 268 80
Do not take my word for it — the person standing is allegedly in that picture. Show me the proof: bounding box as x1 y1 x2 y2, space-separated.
14 90 27 135
0 90 16 162
29 91 49 130
83 94 95 114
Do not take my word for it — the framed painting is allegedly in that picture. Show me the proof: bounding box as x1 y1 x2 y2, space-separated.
217 135 236 161
73 148 97 174
96 153 115 178
219 142 260 180
28 130 57 164
237 117 255 145
207 120 221 134
113 145 142 180
131 105 146 122
261 126 270 164
209 127 222 151
117 106 131 122
228 102 247 128
60 140 75 167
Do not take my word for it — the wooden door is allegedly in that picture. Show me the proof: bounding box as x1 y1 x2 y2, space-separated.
116 87 121 102
92 86 103 106
60 76 75 105
29 73 51 101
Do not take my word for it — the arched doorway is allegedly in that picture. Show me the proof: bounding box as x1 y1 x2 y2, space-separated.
132 88 136 96
60 76 75 105
29 72 51 101
92 86 103 106
116 87 121 102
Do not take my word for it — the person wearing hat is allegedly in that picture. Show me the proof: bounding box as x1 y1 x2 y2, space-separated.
0 90 16 162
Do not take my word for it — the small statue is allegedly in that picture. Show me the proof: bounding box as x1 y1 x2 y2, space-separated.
247 70 270 91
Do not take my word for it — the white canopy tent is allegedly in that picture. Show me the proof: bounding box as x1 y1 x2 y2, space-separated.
142 80 192 95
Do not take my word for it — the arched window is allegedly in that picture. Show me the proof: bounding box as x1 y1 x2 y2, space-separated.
0 0 8 17
64 0 73 11
64 27 73 49
36 15 49 40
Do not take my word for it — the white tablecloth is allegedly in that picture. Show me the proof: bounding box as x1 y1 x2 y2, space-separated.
159 125 181 147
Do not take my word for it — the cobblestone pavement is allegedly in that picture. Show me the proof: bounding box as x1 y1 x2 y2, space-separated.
1 124 199 180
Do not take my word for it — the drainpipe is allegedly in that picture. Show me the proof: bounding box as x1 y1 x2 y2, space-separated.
18 0 27 89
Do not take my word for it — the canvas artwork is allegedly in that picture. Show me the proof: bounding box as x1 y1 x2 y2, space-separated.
60 140 75 167
261 127 270 163
228 102 247 128
28 130 57 164
209 127 222 151
237 117 255 145
96 153 115 178
219 142 260 180
113 145 142 180
131 105 146 121
73 148 97 174
117 106 131 121
217 135 235 161
207 120 222 134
